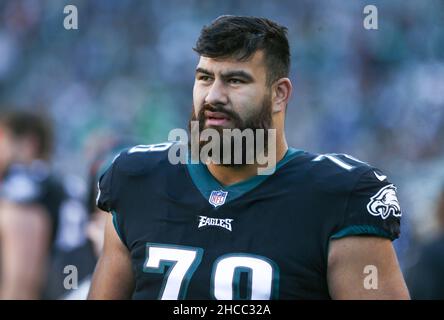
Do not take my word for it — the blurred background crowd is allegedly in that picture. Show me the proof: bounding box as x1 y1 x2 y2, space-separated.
0 0 443 299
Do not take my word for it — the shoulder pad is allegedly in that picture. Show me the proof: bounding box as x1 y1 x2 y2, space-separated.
306 152 387 192
112 142 178 176
310 153 377 175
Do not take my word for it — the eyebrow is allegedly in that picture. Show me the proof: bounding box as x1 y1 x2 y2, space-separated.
195 67 254 82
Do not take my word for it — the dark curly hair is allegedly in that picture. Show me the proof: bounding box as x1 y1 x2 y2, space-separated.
194 15 290 85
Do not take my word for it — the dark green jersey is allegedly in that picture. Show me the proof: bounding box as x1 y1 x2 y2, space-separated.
97 143 401 300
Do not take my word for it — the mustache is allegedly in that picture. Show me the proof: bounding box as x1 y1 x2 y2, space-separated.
198 104 241 123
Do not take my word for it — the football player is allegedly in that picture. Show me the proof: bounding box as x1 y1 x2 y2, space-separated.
45 139 133 300
0 110 68 299
89 16 410 299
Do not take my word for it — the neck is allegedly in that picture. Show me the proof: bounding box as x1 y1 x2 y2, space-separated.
206 134 288 186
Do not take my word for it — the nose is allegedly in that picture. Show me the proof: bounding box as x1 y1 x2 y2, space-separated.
205 78 228 106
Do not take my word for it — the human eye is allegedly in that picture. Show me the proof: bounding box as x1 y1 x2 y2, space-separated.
198 75 213 82
228 78 244 84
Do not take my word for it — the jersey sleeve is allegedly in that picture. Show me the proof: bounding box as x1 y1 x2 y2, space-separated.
331 168 402 241
95 151 129 247
95 148 127 213
96 161 116 213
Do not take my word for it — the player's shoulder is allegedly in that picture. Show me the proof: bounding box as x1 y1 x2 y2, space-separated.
294 151 392 191
292 151 402 240
96 141 182 213
108 141 179 177
309 152 378 174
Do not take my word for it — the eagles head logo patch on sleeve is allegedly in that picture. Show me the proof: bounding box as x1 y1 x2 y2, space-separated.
367 184 401 219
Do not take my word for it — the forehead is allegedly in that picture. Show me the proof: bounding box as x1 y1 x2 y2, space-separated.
196 50 267 81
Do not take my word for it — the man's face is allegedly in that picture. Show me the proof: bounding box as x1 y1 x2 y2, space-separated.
191 50 273 164
192 50 271 129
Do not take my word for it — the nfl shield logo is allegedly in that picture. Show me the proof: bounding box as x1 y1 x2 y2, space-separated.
209 190 228 208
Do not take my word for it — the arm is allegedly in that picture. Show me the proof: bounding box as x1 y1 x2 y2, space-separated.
327 236 410 300
0 201 51 299
87 214 134 299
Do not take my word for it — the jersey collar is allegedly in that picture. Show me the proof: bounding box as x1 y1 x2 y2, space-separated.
186 147 303 206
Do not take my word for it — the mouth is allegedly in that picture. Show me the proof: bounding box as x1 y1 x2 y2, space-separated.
204 111 232 127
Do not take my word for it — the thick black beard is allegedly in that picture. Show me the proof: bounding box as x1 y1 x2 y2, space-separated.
188 94 273 166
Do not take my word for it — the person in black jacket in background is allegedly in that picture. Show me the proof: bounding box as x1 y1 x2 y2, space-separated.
0 110 66 299
45 144 126 299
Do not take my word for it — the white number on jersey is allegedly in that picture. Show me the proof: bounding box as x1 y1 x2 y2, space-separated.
143 243 278 300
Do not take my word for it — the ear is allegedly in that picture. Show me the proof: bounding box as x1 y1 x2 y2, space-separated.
271 78 292 113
